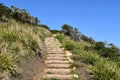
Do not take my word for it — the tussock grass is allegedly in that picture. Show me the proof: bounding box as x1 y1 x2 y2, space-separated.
0 20 52 78
56 34 120 80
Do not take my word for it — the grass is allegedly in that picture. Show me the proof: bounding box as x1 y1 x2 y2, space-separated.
0 19 52 79
89 59 120 80
56 34 120 80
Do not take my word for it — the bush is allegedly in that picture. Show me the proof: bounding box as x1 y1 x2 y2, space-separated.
90 59 120 80
0 44 19 77
51 30 61 34
56 34 120 80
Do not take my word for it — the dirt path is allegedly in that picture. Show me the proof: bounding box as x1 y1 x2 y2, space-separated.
43 37 76 80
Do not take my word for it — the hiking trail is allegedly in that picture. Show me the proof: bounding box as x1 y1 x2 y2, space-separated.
43 37 77 80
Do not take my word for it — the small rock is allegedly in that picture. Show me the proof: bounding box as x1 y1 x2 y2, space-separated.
74 74 79 78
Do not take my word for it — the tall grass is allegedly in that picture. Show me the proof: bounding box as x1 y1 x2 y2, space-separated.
56 34 120 80
0 20 52 78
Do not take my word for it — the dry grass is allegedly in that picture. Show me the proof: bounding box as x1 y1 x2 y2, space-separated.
56 34 120 80
0 20 52 79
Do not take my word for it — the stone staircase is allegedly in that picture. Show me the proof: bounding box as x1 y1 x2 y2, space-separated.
43 37 76 80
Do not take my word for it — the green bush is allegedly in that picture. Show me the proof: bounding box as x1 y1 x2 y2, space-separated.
90 59 120 80
56 34 120 80
51 30 61 34
0 45 19 77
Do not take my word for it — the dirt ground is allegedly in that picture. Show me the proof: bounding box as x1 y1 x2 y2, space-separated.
71 54 90 80
9 55 45 80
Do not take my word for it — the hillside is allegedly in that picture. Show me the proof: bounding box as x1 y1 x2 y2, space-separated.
0 19 52 80
1 3 120 80
55 28 120 79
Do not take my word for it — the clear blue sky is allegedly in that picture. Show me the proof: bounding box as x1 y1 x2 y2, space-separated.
1 0 120 47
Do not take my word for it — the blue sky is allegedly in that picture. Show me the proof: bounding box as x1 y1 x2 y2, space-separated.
1 0 120 47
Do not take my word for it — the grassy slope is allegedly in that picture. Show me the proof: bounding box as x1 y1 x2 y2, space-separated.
0 20 52 79
1 18 120 80
56 34 120 80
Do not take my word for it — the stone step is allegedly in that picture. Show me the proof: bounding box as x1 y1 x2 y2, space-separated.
43 74 74 80
47 64 71 68
46 57 68 60
47 47 62 49
45 69 72 74
46 45 56 46
45 60 69 64
47 54 66 57
47 49 64 51
44 37 77 80
47 50 64 52
46 46 60 48
47 51 65 54
47 47 63 49
46 45 59 46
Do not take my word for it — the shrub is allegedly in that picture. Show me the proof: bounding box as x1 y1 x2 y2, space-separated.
90 59 120 80
56 34 120 80
0 44 19 77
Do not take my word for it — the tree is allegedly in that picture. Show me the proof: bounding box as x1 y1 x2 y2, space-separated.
0 3 40 25
38 24 50 30
62 24 73 36
0 3 12 18
81 35 95 44
62 24 82 41
51 30 61 34
34 17 40 25
94 41 105 51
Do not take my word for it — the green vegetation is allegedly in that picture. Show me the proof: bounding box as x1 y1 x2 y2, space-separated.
51 30 61 34
1 3 120 80
0 3 39 25
62 24 82 41
0 3 52 79
0 19 52 79
56 33 120 80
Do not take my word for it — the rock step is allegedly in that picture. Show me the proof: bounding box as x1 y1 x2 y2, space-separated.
46 47 60 48
47 48 63 49
46 45 62 49
47 50 64 52
47 49 64 51
44 37 75 80
47 48 63 50
45 69 72 74
47 52 65 54
47 64 71 68
46 45 59 46
47 49 63 51
47 47 59 48
46 57 68 60
43 74 74 80
47 54 66 57
45 60 69 64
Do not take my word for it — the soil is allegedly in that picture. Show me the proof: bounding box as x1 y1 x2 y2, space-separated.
10 55 45 80
71 54 90 80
